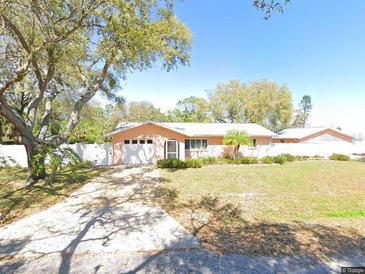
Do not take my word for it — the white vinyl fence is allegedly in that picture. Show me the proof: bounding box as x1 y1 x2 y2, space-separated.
241 141 363 158
0 145 28 167
1 141 364 167
190 141 365 159
0 143 113 167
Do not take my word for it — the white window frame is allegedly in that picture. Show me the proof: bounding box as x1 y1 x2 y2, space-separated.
165 139 178 159
185 139 208 151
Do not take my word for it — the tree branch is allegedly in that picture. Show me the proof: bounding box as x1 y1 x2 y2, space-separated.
38 89 60 141
61 59 112 140
0 58 30 96
0 95 39 145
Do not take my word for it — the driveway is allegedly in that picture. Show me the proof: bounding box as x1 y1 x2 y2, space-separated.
0 166 199 273
0 166 363 274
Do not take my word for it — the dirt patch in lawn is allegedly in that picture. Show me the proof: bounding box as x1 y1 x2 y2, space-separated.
160 203 365 262
198 221 365 262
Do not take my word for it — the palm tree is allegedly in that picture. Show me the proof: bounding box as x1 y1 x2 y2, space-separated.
223 130 253 159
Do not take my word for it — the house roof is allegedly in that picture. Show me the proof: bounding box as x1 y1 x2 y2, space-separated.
105 122 277 137
273 127 352 140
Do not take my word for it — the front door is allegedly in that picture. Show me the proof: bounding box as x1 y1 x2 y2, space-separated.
165 140 178 159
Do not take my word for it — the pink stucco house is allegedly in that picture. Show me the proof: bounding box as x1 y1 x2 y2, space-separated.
106 122 277 164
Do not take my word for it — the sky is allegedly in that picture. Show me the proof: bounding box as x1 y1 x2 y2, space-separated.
99 0 365 137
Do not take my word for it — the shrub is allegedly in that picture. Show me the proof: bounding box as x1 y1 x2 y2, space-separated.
222 157 234 164
157 159 187 169
280 153 296 162
238 157 259 164
261 156 274 164
313 154 323 160
273 155 287 165
201 157 218 165
295 155 310 161
329 153 350 161
224 157 258 165
185 159 203 168
157 159 204 169
77 160 95 168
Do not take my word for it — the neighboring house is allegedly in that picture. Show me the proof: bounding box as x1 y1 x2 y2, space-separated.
273 127 354 144
106 122 277 164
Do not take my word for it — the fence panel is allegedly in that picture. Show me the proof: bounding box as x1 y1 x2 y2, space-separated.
0 143 113 167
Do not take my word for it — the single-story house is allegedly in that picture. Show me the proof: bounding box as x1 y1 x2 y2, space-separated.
106 122 277 164
272 127 354 144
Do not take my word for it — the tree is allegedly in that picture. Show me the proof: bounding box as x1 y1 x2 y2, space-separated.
292 95 312 128
208 80 293 130
244 80 293 131
0 0 191 184
208 80 247 123
122 101 167 122
167 96 210 122
223 130 253 159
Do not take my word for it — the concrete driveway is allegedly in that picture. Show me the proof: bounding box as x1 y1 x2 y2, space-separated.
0 166 199 273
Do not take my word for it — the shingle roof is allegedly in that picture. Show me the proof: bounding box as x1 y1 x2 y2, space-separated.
106 122 277 137
274 127 351 139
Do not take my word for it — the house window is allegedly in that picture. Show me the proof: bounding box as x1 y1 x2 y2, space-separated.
147 139 153 144
185 139 190 150
253 139 257 147
139 139 146 144
185 139 208 150
132 140 138 144
202 139 208 149
280 139 285 143
124 140 130 144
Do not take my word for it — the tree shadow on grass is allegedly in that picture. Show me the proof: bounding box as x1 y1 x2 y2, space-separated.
0 167 103 225
200 221 365 262
153 185 365 266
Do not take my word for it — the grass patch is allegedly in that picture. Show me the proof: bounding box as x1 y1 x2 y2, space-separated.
323 210 365 218
158 161 365 259
0 166 102 225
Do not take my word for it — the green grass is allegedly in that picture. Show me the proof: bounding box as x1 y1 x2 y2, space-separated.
0 166 102 225
161 161 365 223
324 210 365 218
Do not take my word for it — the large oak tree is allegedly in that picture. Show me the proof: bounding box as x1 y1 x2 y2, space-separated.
0 0 191 184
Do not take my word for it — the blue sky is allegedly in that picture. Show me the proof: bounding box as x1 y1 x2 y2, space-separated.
103 0 365 136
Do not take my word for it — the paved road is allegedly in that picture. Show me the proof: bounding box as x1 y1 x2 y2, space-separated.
0 166 363 273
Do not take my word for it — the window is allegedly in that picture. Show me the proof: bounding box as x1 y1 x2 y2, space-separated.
139 139 146 144
253 139 257 147
202 139 208 149
147 139 153 144
185 139 190 150
132 140 138 144
185 139 208 150
124 140 130 144
280 139 285 143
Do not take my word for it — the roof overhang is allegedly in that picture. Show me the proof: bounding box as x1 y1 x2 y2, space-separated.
104 122 191 138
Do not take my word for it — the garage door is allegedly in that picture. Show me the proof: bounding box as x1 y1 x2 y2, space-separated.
122 142 155 164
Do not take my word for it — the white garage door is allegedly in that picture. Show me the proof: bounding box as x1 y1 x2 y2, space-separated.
122 143 155 164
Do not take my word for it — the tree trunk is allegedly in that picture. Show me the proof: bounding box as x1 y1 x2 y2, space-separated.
24 141 46 186
0 118 3 144
234 145 240 159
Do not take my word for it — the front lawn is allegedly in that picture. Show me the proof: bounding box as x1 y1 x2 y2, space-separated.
158 161 365 261
0 166 103 225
